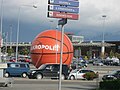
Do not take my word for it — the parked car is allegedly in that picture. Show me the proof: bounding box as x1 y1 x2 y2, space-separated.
93 61 104 66
71 60 88 70
68 69 96 80
19 58 31 64
103 60 114 66
28 64 70 80
102 70 120 80
9 59 16 62
9 56 16 62
4 62 30 78
78 62 88 68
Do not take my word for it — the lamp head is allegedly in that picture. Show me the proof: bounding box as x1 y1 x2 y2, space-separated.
102 15 106 17
33 5 37 8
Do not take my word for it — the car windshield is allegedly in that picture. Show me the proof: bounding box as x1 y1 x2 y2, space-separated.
38 64 46 69
109 70 118 75
71 69 79 73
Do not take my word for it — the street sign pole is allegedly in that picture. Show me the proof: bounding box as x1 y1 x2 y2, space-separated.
58 18 67 90
47 0 79 90
58 24 64 90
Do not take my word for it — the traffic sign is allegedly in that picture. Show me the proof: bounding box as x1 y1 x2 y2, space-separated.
48 11 79 20
48 5 79 13
69 0 79 1
48 0 79 7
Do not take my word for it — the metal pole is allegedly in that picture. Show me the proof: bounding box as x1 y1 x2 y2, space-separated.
5 32 8 54
56 25 59 63
0 0 3 38
58 24 64 90
50 20 53 29
102 15 106 43
15 7 20 62
15 5 37 62
0 0 3 62
10 25 12 49
101 15 106 59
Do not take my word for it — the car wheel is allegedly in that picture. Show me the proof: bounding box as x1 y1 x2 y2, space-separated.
61 74 65 80
70 75 75 80
36 74 43 79
4 72 9 78
22 73 27 78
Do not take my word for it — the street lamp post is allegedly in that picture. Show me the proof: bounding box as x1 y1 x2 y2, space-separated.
5 32 8 54
101 15 106 59
50 20 53 29
0 0 3 38
10 25 12 49
0 0 3 62
15 5 37 62
102 15 106 43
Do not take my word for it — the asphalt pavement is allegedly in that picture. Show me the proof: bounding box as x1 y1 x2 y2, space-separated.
0 79 98 90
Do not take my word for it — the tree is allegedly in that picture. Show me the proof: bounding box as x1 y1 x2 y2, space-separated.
83 72 98 80
19 47 30 55
115 52 120 59
87 51 92 59
110 50 114 58
7 48 14 56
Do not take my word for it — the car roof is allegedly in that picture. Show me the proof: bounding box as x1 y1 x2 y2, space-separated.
73 69 94 71
43 63 68 66
80 69 93 71
7 62 29 64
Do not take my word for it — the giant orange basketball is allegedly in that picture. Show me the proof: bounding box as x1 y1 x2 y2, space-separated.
31 30 73 68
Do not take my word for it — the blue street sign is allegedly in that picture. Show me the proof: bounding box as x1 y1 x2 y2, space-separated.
69 0 79 1
48 5 79 13
48 0 79 7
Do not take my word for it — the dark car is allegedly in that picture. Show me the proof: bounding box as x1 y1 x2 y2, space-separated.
103 60 113 66
28 64 70 80
4 62 30 78
102 70 120 80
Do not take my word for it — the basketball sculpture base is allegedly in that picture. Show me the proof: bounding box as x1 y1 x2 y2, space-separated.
31 30 73 68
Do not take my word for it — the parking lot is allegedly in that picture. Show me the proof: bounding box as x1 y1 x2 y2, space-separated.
30 64 120 80
0 64 120 90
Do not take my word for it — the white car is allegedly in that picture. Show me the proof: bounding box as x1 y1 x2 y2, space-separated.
93 61 104 66
68 69 95 80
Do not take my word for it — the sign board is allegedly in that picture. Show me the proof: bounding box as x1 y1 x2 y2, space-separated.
48 0 79 7
48 11 79 20
69 0 79 1
0 63 7 69
0 69 3 77
48 5 79 13
72 35 84 43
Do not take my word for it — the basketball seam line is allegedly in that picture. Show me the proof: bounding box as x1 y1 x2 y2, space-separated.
31 52 73 54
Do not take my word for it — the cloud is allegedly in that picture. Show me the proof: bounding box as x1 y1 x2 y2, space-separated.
0 0 120 42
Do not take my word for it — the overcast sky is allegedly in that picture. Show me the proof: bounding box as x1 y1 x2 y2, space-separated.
0 0 120 42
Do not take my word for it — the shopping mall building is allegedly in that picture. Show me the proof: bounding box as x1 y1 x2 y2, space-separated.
67 33 120 59
2 34 120 59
